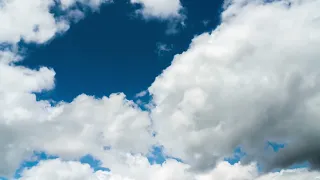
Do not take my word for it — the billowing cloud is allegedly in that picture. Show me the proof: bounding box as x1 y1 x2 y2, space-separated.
0 0 153 177
149 0 320 172
0 68 153 176
1 0 320 178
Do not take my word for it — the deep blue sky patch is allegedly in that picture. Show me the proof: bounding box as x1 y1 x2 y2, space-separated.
19 0 224 102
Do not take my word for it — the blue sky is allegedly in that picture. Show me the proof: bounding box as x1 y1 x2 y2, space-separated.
20 0 223 102
1 0 320 179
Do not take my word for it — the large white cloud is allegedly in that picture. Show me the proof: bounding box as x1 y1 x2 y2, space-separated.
0 63 154 176
149 0 320 172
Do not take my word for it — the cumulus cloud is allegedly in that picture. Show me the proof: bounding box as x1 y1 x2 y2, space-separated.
149 0 320 172
18 158 320 180
0 0 151 177
0 35 154 177
18 159 109 180
0 78 153 176
1 0 320 178
0 0 67 44
16 157 256 180
0 0 111 44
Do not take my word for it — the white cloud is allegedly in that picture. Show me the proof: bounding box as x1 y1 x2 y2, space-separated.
256 169 320 180
130 0 183 19
156 42 172 56
0 0 68 44
135 90 148 98
18 158 251 180
196 162 258 180
1 0 320 178
0 0 111 44
18 159 110 180
59 0 113 9
18 158 320 180
149 0 320 172
0 81 154 177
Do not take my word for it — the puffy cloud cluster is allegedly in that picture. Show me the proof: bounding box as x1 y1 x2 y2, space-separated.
150 0 320 172
1 0 320 179
0 64 153 176
17 158 255 180
0 0 151 177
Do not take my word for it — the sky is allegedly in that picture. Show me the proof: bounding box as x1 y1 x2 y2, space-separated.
19 0 222 102
1 0 320 179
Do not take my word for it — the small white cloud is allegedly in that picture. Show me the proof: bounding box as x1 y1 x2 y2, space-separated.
156 42 172 56
130 0 183 20
59 0 113 9
202 20 210 27
165 18 187 35
135 90 148 98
